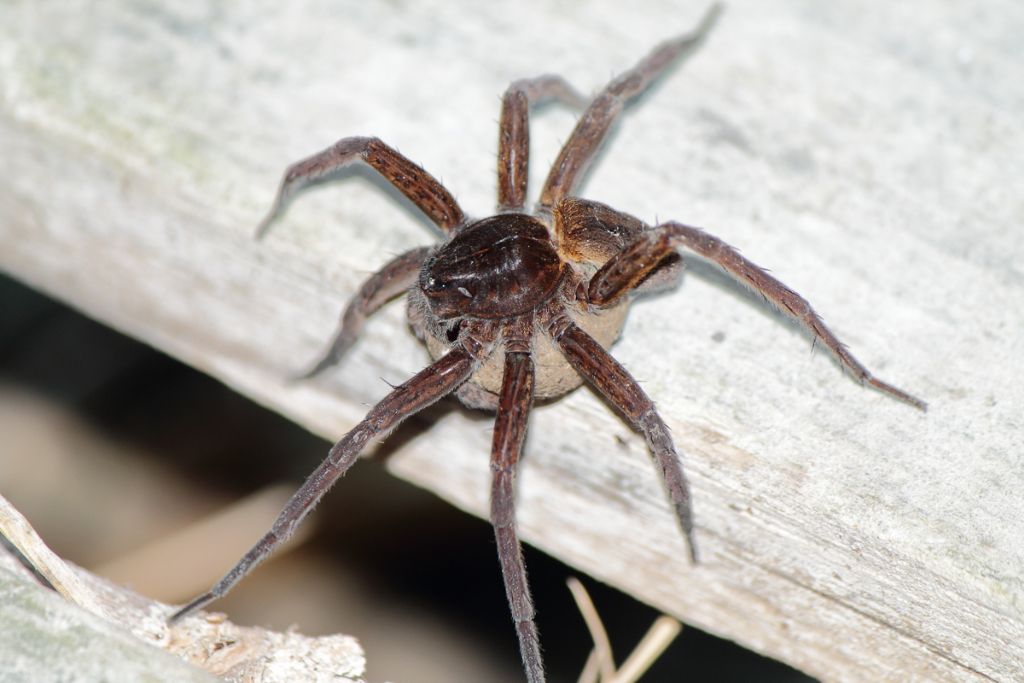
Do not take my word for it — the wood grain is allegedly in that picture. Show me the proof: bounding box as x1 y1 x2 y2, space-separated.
0 493 365 682
2 1 1022 680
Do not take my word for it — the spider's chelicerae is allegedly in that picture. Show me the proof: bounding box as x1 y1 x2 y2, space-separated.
171 6 924 681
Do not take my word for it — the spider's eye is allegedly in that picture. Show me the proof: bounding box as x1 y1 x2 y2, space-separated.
424 276 450 292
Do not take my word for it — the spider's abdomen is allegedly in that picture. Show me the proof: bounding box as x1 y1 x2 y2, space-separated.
419 214 563 320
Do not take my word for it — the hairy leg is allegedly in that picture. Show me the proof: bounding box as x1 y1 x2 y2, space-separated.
552 197 647 265
295 246 432 380
168 338 486 623
498 76 587 212
538 4 722 210
590 222 927 410
256 136 465 238
543 306 698 562
490 348 542 682
553 197 683 295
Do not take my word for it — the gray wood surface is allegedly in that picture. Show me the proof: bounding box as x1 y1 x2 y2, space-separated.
2 1 1021 680
0 494 365 683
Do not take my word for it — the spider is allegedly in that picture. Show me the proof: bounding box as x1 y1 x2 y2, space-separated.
170 6 924 681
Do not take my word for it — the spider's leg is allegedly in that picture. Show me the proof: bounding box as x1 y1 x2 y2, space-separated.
256 136 465 238
590 222 928 410
168 338 486 624
538 4 722 210
294 246 432 381
498 76 587 212
552 197 682 295
543 306 698 563
552 197 646 264
490 348 543 683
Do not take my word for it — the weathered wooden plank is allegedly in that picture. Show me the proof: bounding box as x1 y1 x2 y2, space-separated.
0 493 366 683
1 1 1022 680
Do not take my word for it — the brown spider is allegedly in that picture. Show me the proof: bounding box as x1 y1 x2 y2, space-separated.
170 5 924 681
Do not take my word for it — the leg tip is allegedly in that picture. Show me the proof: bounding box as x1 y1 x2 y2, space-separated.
695 2 726 37
686 531 700 565
253 197 286 241
167 592 215 625
867 377 928 412
253 215 274 241
286 352 342 384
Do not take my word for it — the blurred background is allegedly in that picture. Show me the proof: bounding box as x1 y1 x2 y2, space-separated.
0 271 814 682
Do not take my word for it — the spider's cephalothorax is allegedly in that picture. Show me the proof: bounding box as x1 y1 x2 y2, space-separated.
420 213 563 321
170 6 925 682
410 210 640 408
